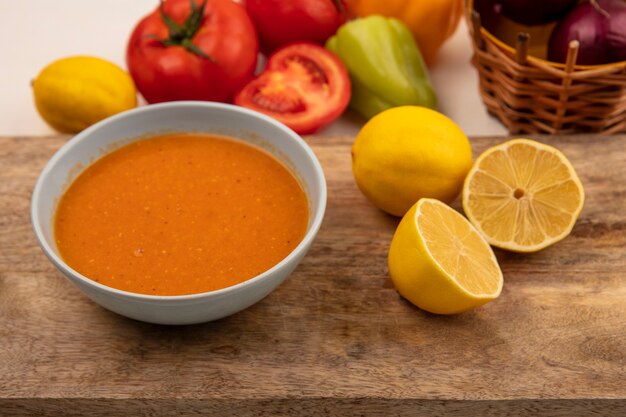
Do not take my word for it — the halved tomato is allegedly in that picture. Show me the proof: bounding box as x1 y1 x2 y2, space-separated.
235 43 351 134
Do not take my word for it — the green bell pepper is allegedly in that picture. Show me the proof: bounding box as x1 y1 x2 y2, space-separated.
326 15 437 119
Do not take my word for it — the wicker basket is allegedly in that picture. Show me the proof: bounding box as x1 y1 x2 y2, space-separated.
467 1 626 134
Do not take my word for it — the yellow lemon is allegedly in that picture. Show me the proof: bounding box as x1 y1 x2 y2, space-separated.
462 139 585 253
352 106 473 217
388 198 503 314
32 56 137 133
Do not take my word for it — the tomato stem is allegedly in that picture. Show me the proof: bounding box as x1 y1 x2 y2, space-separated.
332 0 344 14
150 0 217 62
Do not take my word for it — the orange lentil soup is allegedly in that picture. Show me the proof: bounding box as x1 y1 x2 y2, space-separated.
54 133 309 296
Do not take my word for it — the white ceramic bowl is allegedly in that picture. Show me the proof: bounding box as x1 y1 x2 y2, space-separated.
31 102 327 325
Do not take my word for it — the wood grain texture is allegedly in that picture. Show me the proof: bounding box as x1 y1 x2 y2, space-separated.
0 135 625 416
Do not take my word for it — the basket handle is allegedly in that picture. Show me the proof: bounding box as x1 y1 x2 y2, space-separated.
470 10 485 51
515 33 529 65
554 41 580 131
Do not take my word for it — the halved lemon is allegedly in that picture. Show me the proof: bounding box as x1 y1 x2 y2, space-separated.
388 198 503 315
463 139 585 253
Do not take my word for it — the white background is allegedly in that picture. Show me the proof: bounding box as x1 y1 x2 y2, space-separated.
0 0 507 137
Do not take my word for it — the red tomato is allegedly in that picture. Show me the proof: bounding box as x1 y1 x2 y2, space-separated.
127 0 258 104
244 0 349 53
235 43 351 135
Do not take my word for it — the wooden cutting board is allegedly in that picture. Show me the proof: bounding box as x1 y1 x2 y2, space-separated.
0 135 624 416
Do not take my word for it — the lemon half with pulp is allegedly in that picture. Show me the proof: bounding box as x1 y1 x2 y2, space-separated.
462 139 585 252
388 198 503 315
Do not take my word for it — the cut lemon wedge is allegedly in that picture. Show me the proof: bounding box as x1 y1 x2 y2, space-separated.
388 198 503 315
462 139 585 253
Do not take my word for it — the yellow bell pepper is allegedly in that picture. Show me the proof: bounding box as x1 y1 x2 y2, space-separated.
347 0 464 66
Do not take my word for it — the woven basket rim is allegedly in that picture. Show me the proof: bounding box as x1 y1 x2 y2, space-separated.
467 0 626 71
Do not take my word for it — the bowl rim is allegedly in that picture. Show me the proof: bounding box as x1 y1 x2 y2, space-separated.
31 101 327 302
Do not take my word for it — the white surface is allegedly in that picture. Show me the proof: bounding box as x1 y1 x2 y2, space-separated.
31 102 327 324
0 1 507 137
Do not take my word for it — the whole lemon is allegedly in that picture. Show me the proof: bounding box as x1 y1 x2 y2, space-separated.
32 56 137 133
352 106 473 217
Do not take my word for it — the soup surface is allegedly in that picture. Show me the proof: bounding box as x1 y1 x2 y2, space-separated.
55 133 309 296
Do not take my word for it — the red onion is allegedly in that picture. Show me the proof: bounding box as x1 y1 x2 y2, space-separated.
490 0 579 26
548 0 626 65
